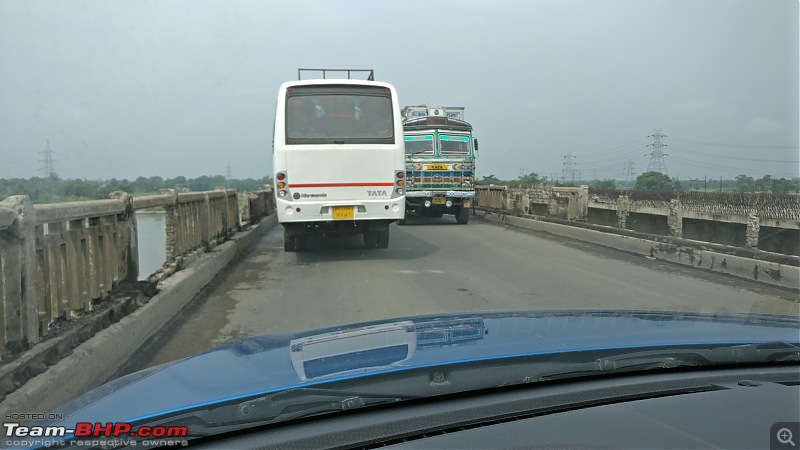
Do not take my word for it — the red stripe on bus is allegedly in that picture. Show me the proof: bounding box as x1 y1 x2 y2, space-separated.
289 182 395 188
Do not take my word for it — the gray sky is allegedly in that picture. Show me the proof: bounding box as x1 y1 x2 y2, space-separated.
1 0 798 182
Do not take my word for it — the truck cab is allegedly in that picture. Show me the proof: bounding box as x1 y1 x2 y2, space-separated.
401 106 477 224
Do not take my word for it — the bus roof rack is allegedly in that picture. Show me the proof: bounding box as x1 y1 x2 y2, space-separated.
298 68 375 81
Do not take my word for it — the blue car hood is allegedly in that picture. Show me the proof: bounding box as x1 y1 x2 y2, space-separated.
46 310 800 426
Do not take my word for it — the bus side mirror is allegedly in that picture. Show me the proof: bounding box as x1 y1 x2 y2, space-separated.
474 138 479 156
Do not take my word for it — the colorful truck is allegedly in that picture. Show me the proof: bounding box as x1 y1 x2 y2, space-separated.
401 105 478 224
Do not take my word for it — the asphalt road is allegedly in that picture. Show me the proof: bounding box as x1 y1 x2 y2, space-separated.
127 215 799 372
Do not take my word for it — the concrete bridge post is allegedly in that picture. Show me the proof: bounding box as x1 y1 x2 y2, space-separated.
109 191 138 282
668 198 683 238
746 211 760 249
161 189 179 262
0 196 40 351
568 186 589 221
201 193 212 251
617 194 630 229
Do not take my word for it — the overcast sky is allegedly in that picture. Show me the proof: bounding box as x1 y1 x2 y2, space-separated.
1 0 797 182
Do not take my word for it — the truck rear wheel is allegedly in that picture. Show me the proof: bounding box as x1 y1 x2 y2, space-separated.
456 206 470 224
377 229 390 248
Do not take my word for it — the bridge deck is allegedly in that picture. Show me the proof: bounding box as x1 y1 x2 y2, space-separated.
125 216 799 373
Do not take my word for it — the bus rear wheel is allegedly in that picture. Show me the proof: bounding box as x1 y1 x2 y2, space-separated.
363 232 378 248
283 229 296 252
377 229 390 248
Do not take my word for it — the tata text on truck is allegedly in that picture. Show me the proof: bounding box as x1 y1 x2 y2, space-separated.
273 69 406 251
401 105 477 224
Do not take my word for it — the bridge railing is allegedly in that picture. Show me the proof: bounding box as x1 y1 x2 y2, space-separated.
0 186 275 352
474 185 800 256
474 185 507 211
242 189 277 227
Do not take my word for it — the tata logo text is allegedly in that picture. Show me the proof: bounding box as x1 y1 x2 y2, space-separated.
367 190 388 197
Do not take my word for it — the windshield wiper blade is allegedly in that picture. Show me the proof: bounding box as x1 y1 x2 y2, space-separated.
532 342 800 382
138 388 412 442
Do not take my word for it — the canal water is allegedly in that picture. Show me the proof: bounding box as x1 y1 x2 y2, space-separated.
135 211 166 281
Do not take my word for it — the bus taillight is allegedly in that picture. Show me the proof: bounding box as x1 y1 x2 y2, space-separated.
277 172 288 197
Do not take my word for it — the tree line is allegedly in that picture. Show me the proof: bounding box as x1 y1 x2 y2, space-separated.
478 172 799 194
0 175 274 204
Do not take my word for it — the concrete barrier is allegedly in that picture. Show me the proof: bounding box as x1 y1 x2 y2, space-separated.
477 210 799 291
476 185 800 255
0 214 277 417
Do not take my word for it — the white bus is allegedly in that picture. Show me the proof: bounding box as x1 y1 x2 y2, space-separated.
273 69 406 251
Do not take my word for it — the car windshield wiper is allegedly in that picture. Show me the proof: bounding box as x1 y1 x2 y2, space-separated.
531 342 800 382
97 387 412 447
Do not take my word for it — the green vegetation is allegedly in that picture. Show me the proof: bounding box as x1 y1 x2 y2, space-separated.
474 172 798 194
634 171 681 191
514 172 541 187
591 179 616 190
0 175 274 204
478 174 503 185
730 174 798 195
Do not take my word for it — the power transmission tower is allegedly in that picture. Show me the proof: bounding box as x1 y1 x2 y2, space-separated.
226 161 232 187
562 153 576 184
623 160 635 183
645 129 669 175
39 139 57 178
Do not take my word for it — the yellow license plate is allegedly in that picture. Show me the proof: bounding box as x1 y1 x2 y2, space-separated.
433 197 446 205
425 164 449 170
464 199 472 207
332 206 354 220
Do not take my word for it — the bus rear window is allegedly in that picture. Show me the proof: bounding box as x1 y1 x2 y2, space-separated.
286 85 394 144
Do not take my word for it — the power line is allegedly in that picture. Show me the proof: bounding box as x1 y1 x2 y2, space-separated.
666 136 798 150
667 145 799 164
576 147 645 166
574 137 648 157
668 154 798 178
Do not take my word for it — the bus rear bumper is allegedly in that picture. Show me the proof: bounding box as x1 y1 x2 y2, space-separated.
277 197 405 234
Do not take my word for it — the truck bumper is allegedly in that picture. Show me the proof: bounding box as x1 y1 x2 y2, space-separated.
405 191 474 213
